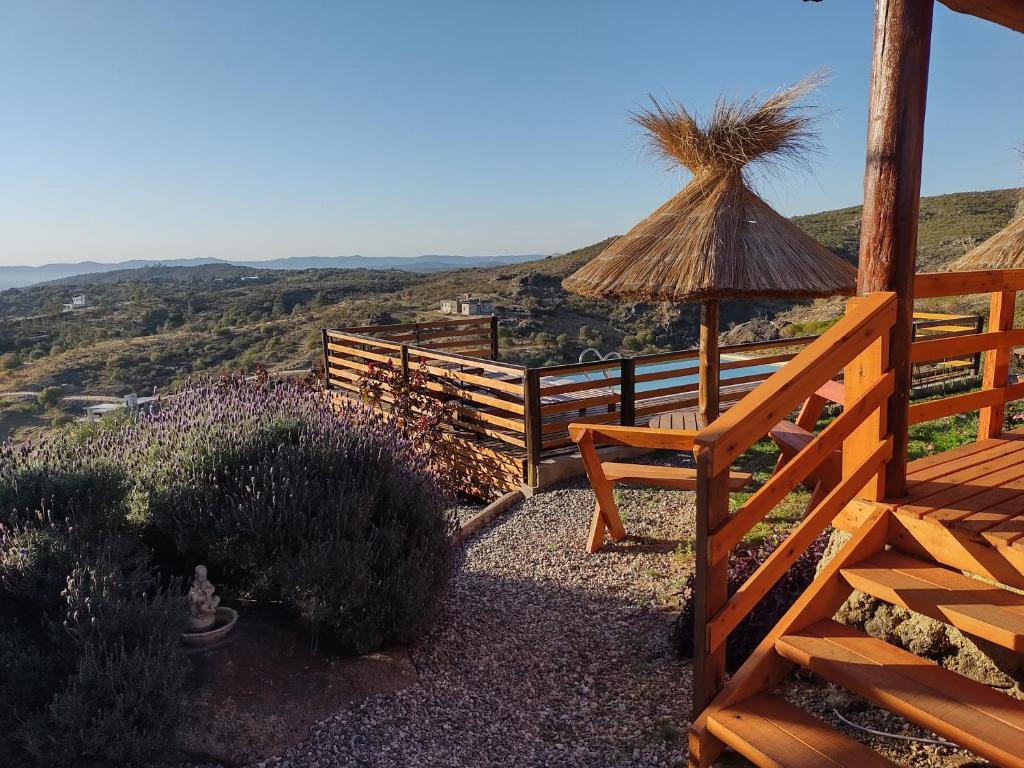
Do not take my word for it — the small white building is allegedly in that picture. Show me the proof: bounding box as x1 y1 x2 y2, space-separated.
84 393 157 421
63 294 88 312
440 294 493 316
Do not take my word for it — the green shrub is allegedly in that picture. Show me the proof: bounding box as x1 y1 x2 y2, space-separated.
125 378 455 654
674 532 827 670
0 455 186 767
36 386 63 409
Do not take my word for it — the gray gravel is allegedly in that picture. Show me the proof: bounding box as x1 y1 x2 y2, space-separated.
248 470 981 768
261 478 695 768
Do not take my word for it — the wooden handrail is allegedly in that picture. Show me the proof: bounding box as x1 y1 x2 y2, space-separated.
914 269 1024 299
710 370 895 562
707 436 893 652
695 291 898 476
690 292 897 717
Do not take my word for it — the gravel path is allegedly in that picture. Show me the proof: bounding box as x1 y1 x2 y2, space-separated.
262 478 696 768
253 474 988 768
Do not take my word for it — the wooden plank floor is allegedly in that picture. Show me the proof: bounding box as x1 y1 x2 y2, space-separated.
892 428 1024 554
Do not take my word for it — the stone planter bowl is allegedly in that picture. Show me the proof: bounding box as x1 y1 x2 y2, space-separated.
182 606 239 648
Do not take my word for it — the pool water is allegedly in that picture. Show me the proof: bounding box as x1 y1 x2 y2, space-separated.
551 354 783 393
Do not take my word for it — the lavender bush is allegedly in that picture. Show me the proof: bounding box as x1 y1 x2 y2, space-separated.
0 376 453 764
674 532 828 670
0 452 186 767
118 377 456 653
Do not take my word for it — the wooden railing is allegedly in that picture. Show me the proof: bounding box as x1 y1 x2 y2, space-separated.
531 338 817 450
689 291 898 716
910 270 1024 438
323 308 984 498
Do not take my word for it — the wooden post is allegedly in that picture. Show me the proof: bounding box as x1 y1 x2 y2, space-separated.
321 329 331 388
973 314 985 379
857 0 935 498
490 315 500 360
978 290 1015 439
843 297 890 501
693 446 730 718
620 357 635 427
699 300 721 424
400 344 410 380
524 368 542 488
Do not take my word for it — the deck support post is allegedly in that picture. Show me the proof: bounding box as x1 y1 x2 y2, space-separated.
843 298 890 501
524 368 542 488
857 0 934 498
620 358 636 427
979 290 1016 439
400 344 410 380
490 315 500 360
699 299 721 424
321 328 331 388
693 447 730 719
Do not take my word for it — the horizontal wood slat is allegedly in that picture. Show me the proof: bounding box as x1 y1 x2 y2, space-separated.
911 329 1024 364
914 269 1024 298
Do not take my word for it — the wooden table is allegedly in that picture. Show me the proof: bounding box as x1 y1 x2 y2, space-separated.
648 409 706 432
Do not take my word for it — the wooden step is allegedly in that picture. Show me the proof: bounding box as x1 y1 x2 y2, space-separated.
841 550 1024 652
599 462 752 490
706 693 899 768
776 619 1024 768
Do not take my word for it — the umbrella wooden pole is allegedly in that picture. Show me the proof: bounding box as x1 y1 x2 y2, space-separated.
699 299 720 424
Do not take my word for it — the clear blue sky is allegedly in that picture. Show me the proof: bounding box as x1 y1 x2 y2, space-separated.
1 1 1021 266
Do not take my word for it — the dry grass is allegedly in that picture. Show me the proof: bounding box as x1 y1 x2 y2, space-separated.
563 72 856 303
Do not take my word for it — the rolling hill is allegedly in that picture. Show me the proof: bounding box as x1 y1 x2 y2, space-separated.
0 188 1018 403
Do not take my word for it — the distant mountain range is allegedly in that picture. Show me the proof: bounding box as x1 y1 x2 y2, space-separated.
0 253 551 290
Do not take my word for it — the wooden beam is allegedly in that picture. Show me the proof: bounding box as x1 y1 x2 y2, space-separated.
857 0 935 498
940 0 1024 32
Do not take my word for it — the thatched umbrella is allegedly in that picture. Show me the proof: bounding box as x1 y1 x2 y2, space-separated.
952 215 1024 271
952 188 1024 270
563 75 856 422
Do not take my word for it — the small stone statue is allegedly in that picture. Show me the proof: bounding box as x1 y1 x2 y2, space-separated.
187 565 220 631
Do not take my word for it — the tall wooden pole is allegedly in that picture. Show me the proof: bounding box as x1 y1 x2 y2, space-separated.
857 0 934 498
699 299 720 425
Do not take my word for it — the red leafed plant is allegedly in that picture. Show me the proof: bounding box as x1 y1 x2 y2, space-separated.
356 360 457 462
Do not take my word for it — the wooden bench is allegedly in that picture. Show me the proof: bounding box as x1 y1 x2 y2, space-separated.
768 379 845 510
568 423 753 552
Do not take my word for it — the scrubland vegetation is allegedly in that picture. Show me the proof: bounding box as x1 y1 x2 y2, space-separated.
0 378 453 765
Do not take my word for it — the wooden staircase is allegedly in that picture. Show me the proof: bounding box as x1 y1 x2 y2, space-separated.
691 510 1024 767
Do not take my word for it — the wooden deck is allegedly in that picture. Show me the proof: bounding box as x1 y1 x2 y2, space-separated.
836 426 1024 591
897 428 1024 550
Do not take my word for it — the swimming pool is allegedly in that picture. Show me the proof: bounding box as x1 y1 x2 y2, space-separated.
547 354 784 393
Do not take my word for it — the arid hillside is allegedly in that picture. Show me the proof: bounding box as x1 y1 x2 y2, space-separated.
0 188 1018 402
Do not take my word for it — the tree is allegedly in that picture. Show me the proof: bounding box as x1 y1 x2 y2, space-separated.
37 386 63 409
271 295 287 318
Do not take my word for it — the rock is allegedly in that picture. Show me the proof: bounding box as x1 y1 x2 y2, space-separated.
820 528 1024 689
719 318 782 346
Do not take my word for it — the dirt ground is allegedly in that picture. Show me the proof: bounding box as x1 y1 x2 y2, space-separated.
173 613 417 765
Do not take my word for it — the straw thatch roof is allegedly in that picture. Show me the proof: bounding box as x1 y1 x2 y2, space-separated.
563 76 857 303
952 209 1024 271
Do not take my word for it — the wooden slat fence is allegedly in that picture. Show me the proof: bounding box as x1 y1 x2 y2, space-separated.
323 310 984 499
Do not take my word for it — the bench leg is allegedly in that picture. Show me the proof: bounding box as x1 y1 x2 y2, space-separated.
586 477 625 553
578 433 626 552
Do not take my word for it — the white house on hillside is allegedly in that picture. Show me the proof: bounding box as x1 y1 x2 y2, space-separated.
440 294 492 315
62 294 87 312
